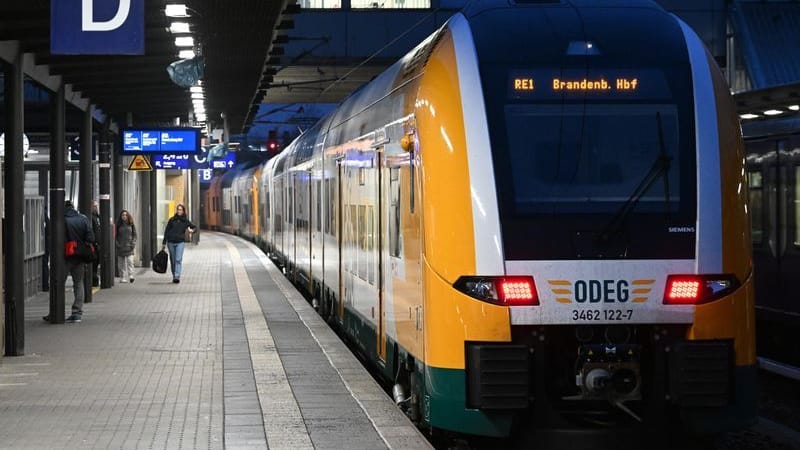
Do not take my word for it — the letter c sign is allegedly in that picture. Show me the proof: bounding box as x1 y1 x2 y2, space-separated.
52 0 144 55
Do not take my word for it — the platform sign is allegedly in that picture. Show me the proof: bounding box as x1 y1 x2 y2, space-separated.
198 169 214 183
209 152 236 169
51 0 145 55
128 154 152 171
153 154 191 169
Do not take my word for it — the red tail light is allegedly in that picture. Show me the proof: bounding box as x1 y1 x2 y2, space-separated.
454 276 539 306
663 275 738 305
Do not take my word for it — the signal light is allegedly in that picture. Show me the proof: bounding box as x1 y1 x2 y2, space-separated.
454 276 538 306
663 275 738 305
267 140 280 152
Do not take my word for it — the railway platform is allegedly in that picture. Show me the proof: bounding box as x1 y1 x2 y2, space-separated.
0 232 430 450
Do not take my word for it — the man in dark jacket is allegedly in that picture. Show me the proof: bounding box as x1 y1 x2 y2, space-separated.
91 201 101 286
52 200 95 323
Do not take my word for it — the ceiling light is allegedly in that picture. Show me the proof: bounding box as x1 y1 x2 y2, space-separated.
175 36 194 47
789 105 800 111
178 50 195 59
763 109 783 116
169 22 190 33
195 107 206 114
191 92 204 99
196 113 207 121
739 113 759 119
165 4 188 17
190 86 203 93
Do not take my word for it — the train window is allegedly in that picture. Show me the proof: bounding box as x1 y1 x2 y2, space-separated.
316 181 322 233
324 179 331 234
389 168 401 258
794 167 800 247
351 0 430 8
368 205 375 285
748 171 763 245
359 205 367 280
349 205 358 273
359 167 366 186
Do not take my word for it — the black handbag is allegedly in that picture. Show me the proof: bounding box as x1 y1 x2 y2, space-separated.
152 249 169 274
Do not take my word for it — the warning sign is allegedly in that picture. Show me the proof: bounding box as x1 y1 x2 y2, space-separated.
128 155 153 171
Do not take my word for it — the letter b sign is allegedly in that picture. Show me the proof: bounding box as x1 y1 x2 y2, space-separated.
52 0 144 55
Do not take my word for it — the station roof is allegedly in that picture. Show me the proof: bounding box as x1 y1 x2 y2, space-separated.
0 0 293 132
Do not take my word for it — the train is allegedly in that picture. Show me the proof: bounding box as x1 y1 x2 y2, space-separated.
203 0 756 441
742 124 800 368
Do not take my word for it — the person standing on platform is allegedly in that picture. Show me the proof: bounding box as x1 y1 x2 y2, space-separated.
115 210 137 283
161 204 197 284
91 200 102 286
44 200 95 323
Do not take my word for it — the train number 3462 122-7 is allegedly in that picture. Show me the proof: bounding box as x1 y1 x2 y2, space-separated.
571 309 634 321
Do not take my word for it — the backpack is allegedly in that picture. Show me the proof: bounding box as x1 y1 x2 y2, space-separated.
152 249 169 274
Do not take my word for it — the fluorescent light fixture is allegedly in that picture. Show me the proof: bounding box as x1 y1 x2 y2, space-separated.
789 105 800 111
175 36 194 47
195 107 206 114
191 92 204 99
196 113 207 122
165 4 188 17
764 109 783 116
169 22 190 33
178 50 195 59
190 86 203 93
739 113 759 119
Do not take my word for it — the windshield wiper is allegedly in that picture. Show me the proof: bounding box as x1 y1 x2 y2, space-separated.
597 112 672 243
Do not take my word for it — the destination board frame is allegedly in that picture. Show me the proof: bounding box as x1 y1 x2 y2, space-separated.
120 127 201 155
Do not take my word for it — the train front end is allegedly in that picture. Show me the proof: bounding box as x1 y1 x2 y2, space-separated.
416 0 756 439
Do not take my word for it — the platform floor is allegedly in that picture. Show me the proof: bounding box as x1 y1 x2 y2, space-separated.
0 232 430 450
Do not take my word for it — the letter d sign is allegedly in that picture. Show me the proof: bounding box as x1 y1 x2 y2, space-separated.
52 0 144 55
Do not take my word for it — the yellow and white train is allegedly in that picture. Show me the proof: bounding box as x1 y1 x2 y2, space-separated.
205 0 756 439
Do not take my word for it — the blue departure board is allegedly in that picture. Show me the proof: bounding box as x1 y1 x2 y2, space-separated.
120 128 200 154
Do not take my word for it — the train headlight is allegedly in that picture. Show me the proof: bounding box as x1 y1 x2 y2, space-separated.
454 276 539 306
663 275 739 305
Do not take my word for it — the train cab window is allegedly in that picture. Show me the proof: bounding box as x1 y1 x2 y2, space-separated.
749 171 764 245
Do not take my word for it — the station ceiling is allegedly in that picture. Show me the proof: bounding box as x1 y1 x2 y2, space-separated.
0 0 296 133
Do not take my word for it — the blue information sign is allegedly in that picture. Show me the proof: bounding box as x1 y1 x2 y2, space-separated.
51 0 145 55
152 154 191 169
121 128 200 154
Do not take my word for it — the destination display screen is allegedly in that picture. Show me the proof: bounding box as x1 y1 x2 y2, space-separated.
508 69 671 100
121 128 201 154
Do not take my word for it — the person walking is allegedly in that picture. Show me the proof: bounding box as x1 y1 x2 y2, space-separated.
162 204 197 284
91 200 102 286
115 210 137 283
44 200 95 323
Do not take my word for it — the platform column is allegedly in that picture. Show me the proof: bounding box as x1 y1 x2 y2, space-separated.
49 85 67 325
4 51 25 354
80 106 93 302
99 125 114 288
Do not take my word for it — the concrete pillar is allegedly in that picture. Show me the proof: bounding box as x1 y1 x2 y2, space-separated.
4 52 25 354
99 125 113 288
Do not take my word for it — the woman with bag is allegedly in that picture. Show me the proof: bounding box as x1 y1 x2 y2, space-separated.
115 210 137 283
162 204 197 284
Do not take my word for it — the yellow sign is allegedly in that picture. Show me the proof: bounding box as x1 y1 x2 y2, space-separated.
128 155 153 171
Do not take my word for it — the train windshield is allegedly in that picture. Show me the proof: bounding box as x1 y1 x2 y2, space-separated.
481 69 697 260
505 103 680 215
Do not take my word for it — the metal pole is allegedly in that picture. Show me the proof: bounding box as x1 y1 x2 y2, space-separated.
150 171 158 257
140 172 152 266
4 51 25 354
99 126 113 288
80 107 93 303
49 85 67 325
39 168 49 291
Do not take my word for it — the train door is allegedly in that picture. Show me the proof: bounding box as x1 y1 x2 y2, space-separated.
337 160 345 321
377 146 387 361
748 139 781 313
775 136 800 316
